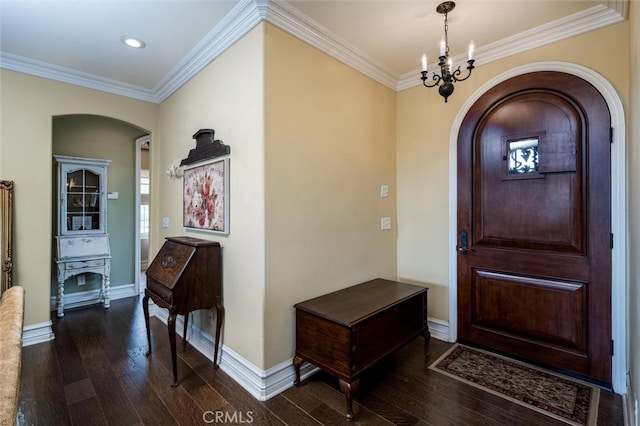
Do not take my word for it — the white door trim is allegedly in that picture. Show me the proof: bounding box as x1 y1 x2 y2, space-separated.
448 61 627 393
135 135 150 294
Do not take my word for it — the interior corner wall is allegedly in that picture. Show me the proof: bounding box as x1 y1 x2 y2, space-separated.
0 69 157 326
627 0 640 410
263 23 398 369
396 21 630 324
156 24 266 369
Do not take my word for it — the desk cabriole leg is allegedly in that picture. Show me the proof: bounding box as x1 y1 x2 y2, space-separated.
339 378 359 421
168 313 179 387
143 294 152 356
213 296 224 369
293 356 304 386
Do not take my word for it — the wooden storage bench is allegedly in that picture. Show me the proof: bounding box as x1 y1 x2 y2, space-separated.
293 278 430 420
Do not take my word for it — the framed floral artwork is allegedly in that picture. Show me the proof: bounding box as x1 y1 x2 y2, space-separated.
183 158 229 234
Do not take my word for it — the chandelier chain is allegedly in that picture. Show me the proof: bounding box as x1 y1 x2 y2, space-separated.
443 10 449 57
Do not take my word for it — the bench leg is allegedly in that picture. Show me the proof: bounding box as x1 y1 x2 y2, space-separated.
339 378 359 421
293 356 304 386
423 327 431 356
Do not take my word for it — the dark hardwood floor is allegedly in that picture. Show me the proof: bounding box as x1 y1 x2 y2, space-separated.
18 296 624 425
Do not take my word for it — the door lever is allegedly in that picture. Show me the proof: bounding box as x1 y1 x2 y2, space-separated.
457 229 470 254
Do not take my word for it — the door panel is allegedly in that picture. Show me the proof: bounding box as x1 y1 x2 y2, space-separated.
457 72 611 386
472 271 586 351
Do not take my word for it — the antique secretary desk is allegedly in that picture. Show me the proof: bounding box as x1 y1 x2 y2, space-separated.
54 155 111 318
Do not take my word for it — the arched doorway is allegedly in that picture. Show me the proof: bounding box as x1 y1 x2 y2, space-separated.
447 62 627 393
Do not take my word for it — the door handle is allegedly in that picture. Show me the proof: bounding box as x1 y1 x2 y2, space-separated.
457 229 469 254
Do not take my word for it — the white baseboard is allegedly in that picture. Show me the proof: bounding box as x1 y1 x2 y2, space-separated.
49 283 137 311
22 320 55 347
152 306 449 401
624 372 638 426
427 317 451 342
23 284 138 347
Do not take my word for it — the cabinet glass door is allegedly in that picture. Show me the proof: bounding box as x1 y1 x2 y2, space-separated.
66 169 100 232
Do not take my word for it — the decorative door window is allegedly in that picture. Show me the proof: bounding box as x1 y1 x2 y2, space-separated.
508 137 539 174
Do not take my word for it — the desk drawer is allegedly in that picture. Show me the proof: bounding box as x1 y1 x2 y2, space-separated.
146 278 174 306
65 259 105 270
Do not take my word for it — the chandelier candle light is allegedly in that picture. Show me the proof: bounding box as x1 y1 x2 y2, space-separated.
420 1 475 102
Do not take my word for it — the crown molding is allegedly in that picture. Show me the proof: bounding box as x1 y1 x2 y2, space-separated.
0 1 628 102
153 0 264 103
263 0 398 90
0 51 159 103
603 0 629 19
396 4 625 91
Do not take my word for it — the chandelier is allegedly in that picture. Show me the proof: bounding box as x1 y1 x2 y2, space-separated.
420 1 475 102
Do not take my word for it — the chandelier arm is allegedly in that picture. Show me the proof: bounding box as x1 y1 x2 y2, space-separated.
421 71 442 88
452 60 476 82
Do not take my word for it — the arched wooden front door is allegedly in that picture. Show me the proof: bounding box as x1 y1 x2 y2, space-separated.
457 71 612 386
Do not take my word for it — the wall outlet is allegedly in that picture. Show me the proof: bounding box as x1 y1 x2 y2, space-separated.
77 274 86 286
208 310 214 325
381 217 391 230
380 184 389 198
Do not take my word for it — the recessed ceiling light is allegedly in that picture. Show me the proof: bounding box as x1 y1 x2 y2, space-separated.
121 36 146 49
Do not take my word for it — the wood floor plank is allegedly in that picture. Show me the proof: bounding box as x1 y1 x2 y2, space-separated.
262 393 323 426
19 296 624 425
119 368 178 426
156 385 207 425
73 333 142 425
67 396 109 426
18 342 72 426
302 377 391 425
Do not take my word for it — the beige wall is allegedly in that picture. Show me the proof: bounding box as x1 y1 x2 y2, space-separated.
156 25 267 368
263 25 397 367
1 9 636 392
0 70 157 326
628 0 639 407
396 21 630 322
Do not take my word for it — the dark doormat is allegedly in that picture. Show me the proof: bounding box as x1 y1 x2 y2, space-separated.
429 344 599 425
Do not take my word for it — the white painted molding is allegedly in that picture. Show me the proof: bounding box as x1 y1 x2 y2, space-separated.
427 317 451 343
448 61 627 394
22 320 54 347
153 0 264 103
624 372 638 426
0 1 627 102
0 51 158 103
26 284 136 347
603 0 629 19
263 0 398 90
152 306 447 400
49 283 137 312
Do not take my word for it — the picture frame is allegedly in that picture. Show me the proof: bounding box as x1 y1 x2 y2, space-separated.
183 157 229 234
